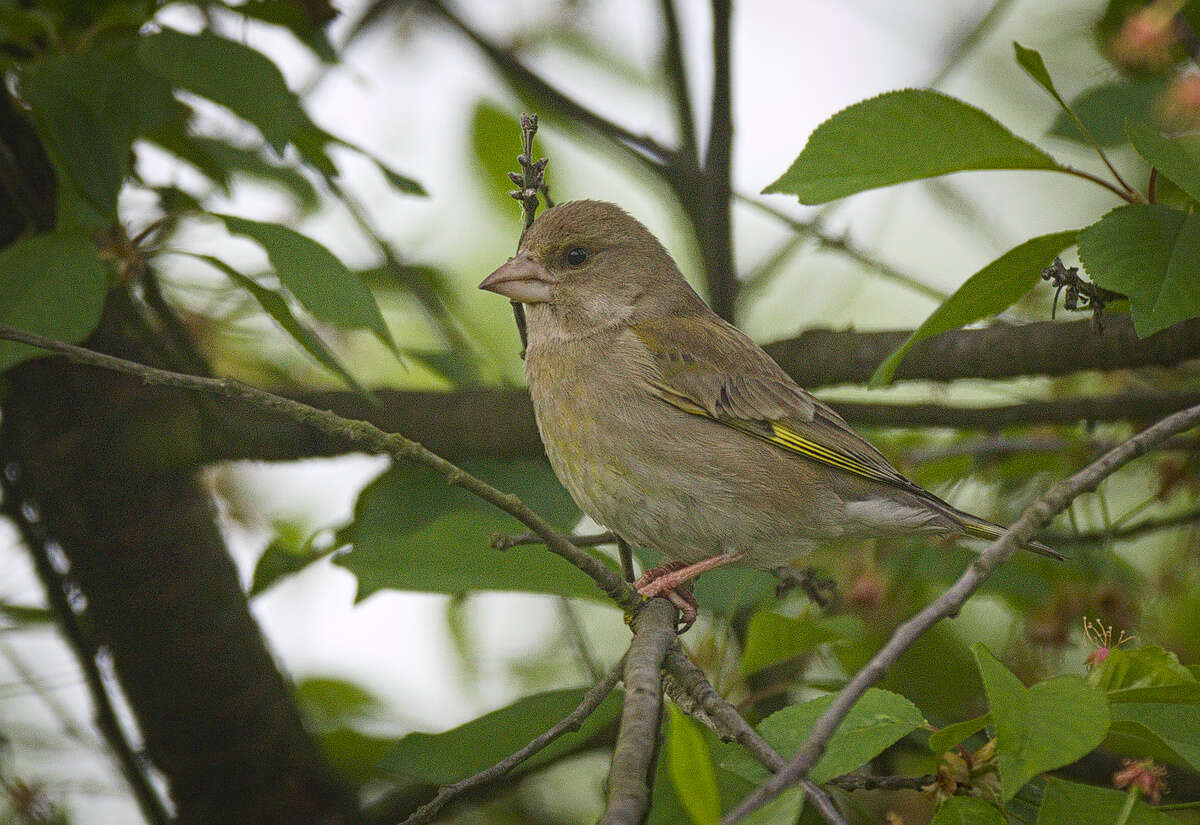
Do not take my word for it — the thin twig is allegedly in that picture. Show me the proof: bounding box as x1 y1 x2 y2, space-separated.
617 536 637 582
558 597 602 681
659 0 696 161
505 113 548 357
600 598 677 825
399 660 625 825
827 774 934 792
1044 505 1200 546
0 323 639 613
428 0 675 167
738 195 949 301
1059 164 1140 203
661 646 846 825
721 401 1200 824
3 501 171 825
493 530 616 550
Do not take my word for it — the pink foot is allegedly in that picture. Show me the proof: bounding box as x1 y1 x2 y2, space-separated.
634 552 746 633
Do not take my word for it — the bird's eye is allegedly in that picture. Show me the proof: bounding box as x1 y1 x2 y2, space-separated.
566 247 588 266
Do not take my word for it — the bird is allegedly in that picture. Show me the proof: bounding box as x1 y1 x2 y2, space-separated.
480 200 1061 628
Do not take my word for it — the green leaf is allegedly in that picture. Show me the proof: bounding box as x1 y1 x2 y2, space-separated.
0 232 109 371
138 28 303 152
22 57 126 218
928 712 991 754
763 89 1060 204
1049 78 1170 147
1014 43 1111 165
1090 645 1197 693
666 706 721 825
974 644 1109 801
334 461 594 601
870 230 1078 385
216 215 397 352
1036 778 1180 825
930 796 1008 825
290 118 425 195
740 612 863 676
183 252 373 397
720 688 925 785
227 0 338 62
150 125 319 207
250 537 325 596
1078 205 1200 336
1126 121 1200 203
377 686 622 781
472 100 525 214
1109 703 1200 771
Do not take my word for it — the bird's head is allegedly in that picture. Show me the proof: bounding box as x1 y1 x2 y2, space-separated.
480 200 703 333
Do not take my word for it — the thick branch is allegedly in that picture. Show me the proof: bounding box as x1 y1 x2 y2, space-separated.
763 316 1200 386
600 598 676 825
722 401 1200 823
0 324 638 613
197 386 1200 466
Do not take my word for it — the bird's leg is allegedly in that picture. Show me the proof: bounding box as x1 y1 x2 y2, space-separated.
635 551 746 597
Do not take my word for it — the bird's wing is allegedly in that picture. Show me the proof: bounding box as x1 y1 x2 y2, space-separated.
631 315 925 495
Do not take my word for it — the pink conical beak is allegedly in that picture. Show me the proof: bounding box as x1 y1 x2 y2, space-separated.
480 254 553 304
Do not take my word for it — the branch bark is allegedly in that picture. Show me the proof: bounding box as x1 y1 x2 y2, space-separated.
600 598 676 825
721 400 1200 823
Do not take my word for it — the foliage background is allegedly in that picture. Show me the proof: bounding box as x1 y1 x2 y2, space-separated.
0 0 1198 823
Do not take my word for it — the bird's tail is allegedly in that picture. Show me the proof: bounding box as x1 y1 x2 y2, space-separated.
958 512 1065 561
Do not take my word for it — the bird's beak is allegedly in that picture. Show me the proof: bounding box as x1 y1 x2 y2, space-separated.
479 254 553 304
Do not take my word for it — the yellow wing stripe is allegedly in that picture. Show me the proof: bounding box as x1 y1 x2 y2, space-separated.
767 422 895 482
654 384 900 485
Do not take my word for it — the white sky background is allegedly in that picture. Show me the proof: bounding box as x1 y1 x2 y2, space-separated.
0 0 1128 821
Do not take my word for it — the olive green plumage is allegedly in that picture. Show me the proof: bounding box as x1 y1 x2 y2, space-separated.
480 200 1061 585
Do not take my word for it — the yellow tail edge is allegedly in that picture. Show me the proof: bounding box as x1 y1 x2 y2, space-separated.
963 518 1065 561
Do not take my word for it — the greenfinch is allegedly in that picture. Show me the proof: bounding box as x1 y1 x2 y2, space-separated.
481 200 1060 625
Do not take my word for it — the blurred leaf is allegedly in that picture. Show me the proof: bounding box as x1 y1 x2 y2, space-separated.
763 89 1059 204
227 0 338 62
377 686 622 781
740 612 863 676
1108 703 1200 771
930 796 1007 825
974 644 1109 800
472 100 524 214
290 118 425 195
335 461 597 601
0 231 108 371
1090 645 1197 692
928 712 991 754
1078 205 1200 336
250 537 325 596
318 728 396 786
403 348 481 389
1035 778 1179 825
870 230 1078 385
666 706 721 825
217 214 398 352
0 602 54 624
1049 77 1169 146
1126 121 1200 203
23 56 128 217
138 28 303 151
185 252 373 398
297 677 383 728
721 688 925 785
150 124 319 207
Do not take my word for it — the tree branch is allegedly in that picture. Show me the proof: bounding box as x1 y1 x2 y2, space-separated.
425 0 675 167
600 598 676 825
399 660 625 825
762 316 1200 386
204 385 1200 467
659 0 696 160
0 324 638 613
661 645 846 825
721 400 1200 823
